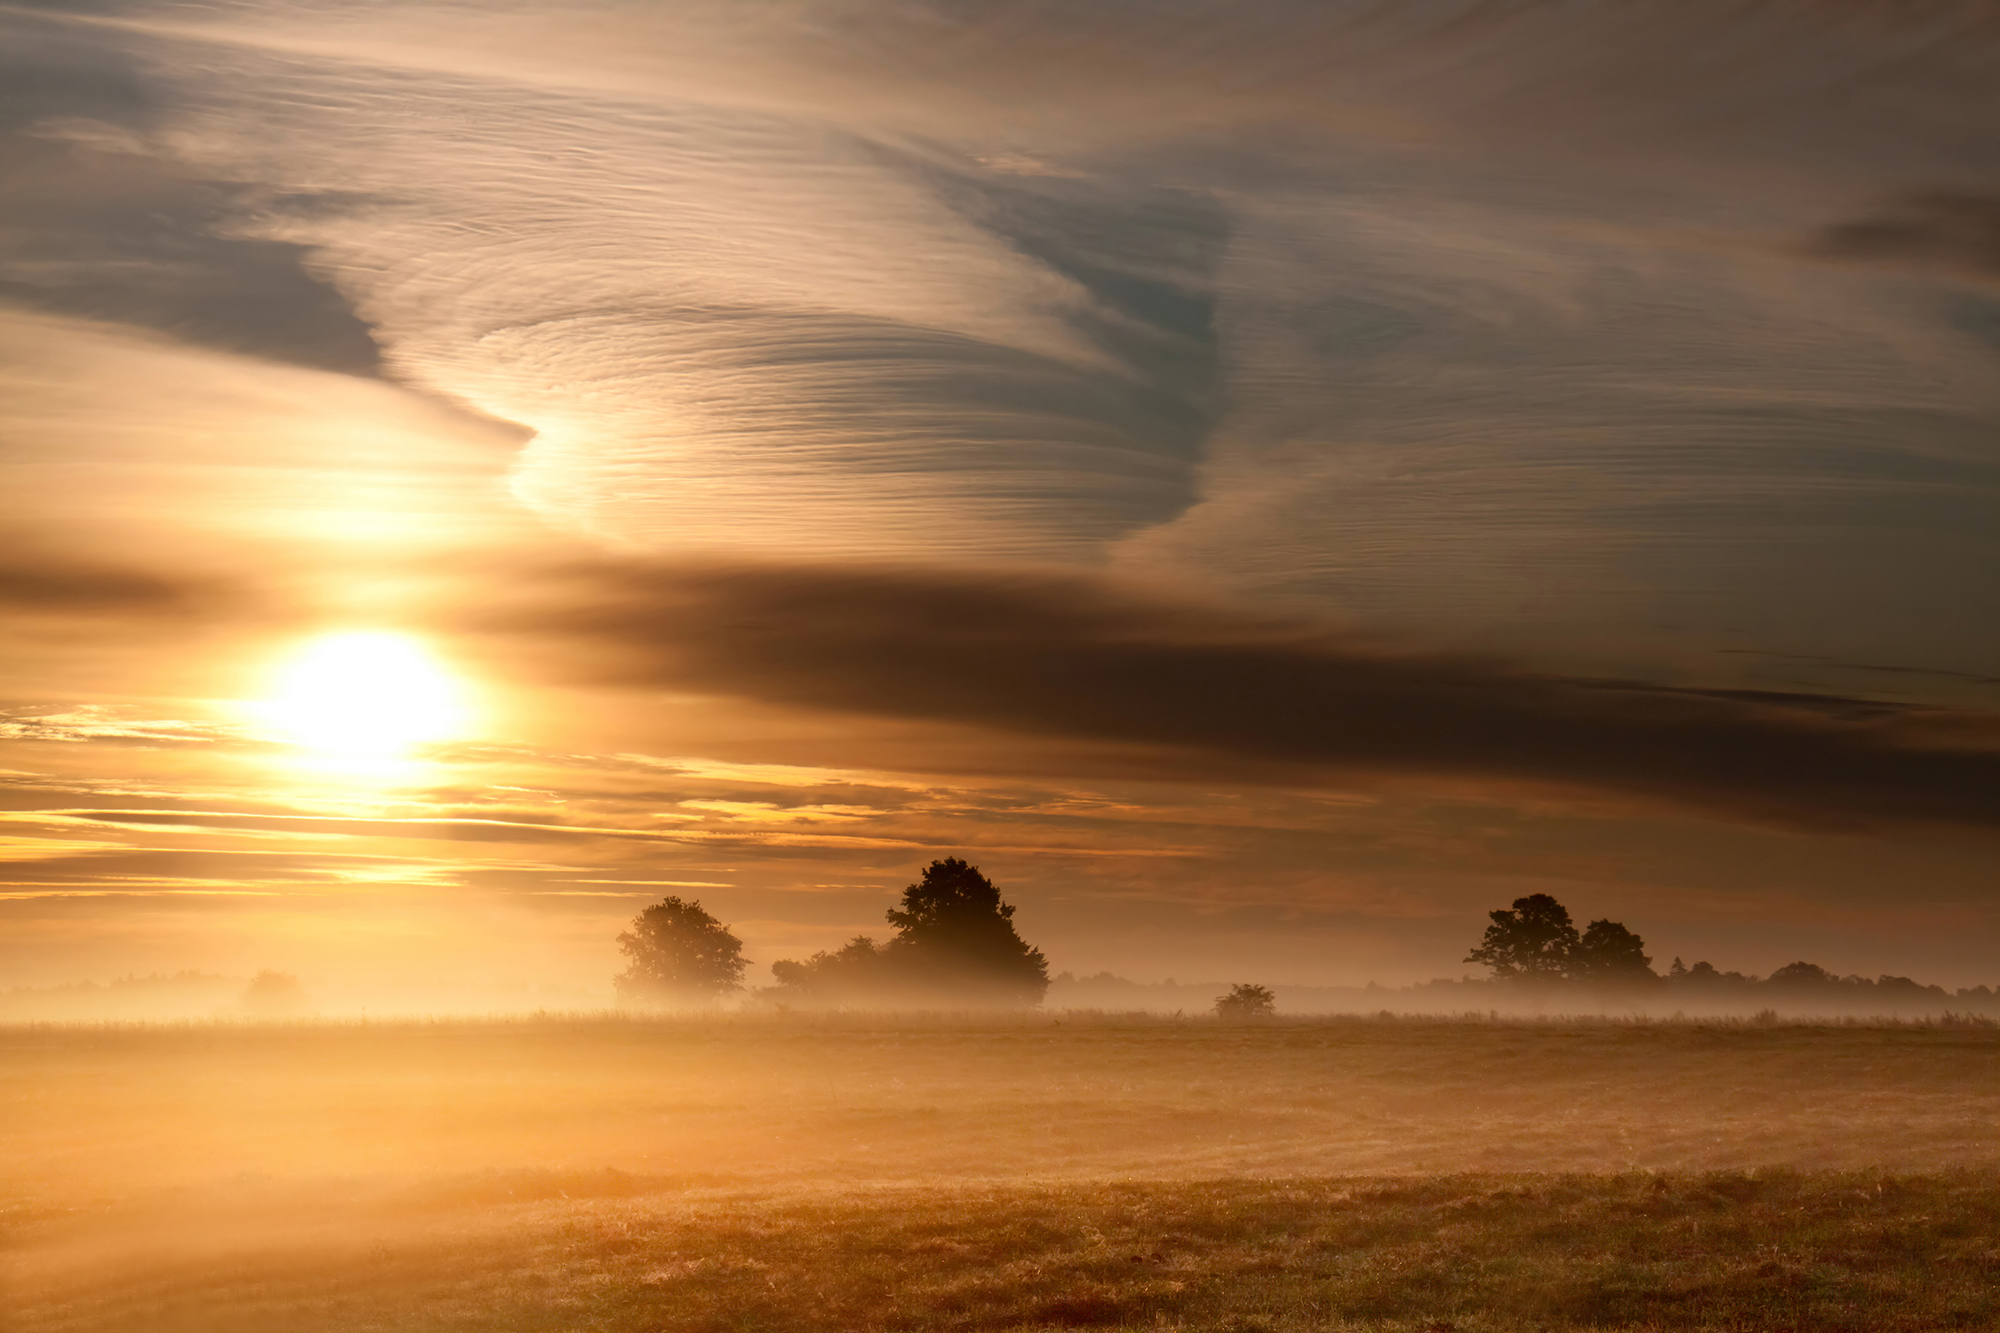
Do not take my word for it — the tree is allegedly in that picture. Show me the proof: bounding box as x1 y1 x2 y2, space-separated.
614 896 748 1003
1464 893 1579 980
1669 959 1749 989
883 858 1050 1005
1768 960 1834 988
1215 983 1276 1021
1569 918 1656 984
765 858 1051 1006
768 935 891 999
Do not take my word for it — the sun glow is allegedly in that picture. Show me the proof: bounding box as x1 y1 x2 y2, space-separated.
262 631 469 758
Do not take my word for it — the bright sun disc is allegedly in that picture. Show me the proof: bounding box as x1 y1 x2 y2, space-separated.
264 631 468 757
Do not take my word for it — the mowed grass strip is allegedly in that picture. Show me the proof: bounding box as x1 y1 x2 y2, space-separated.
16 1171 2000 1333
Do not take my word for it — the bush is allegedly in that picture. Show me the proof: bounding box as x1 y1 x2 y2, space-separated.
240 970 306 1017
1215 983 1276 1021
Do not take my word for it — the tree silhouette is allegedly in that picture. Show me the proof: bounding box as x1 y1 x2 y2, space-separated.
1569 918 1656 983
1466 894 1658 984
1768 960 1834 988
1464 893 1579 980
765 859 1049 1005
1215 983 1276 1021
768 935 889 998
883 858 1049 1004
614 896 748 1003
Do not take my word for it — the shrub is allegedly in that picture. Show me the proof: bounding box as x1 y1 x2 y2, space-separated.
1215 983 1276 1021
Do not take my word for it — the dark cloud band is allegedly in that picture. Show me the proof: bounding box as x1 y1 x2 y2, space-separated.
1812 191 2000 284
482 558 2000 832
0 557 222 614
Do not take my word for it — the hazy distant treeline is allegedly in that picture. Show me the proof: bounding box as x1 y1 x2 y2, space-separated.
0 969 313 1022
1048 966 2000 1019
12 878 1995 1022
7 964 1996 1022
0 971 241 1021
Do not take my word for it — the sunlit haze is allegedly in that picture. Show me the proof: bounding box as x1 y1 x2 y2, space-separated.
9 7 2000 1329
1 0 1998 1010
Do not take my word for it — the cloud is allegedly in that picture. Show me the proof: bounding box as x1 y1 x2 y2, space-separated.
116 48 1234 558
15 0 2000 598
0 10 386 375
1811 192 2000 284
476 558 2000 832
0 807 932 852
0 556 222 616
0 844 449 891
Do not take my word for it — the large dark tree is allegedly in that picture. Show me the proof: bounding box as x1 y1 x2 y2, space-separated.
883 857 1049 1004
1568 918 1656 983
767 858 1049 1005
1466 894 1658 985
1465 893 1579 980
614 896 748 1003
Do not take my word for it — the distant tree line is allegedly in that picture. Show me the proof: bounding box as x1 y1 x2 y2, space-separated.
1463 893 1993 1007
1658 957 1986 1006
613 877 1992 1015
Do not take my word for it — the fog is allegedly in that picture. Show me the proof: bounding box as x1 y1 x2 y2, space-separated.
10 1009 1999 1328
8 970 1998 1023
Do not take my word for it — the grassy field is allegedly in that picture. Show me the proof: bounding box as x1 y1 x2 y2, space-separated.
6 1014 2000 1330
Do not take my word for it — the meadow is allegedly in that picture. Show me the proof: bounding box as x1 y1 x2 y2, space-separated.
7 1014 2000 1330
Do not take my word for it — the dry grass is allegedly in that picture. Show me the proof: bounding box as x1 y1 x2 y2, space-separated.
6 1014 2000 1330
15 1172 2000 1331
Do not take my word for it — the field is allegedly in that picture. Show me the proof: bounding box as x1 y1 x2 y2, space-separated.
6 1014 2000 1330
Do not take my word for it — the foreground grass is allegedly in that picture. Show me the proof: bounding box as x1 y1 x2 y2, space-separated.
9 1018 2000 1330
14 1171 2000 1332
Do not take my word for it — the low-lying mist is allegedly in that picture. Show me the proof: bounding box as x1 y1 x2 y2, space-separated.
9 970 1999 1024
9 1013 1999 1330
11 1013 1999 1201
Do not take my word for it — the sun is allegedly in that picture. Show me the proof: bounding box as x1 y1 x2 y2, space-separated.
262 631 469 758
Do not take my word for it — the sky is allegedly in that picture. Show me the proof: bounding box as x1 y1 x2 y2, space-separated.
3 0 1999 1006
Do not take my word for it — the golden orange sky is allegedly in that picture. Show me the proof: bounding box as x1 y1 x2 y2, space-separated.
4 0 2000 1007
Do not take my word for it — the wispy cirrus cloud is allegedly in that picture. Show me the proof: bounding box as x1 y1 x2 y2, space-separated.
0 9 386 374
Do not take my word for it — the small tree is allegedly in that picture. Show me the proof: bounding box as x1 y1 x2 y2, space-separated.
1215 983 1276 1021
1465 893 1579 980
615 896 748 1004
